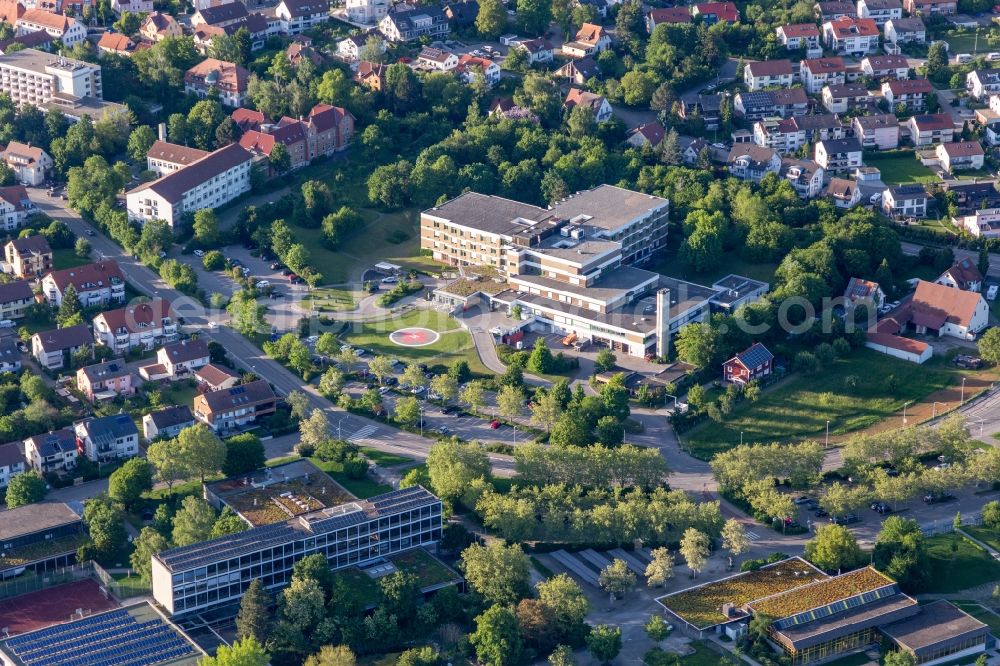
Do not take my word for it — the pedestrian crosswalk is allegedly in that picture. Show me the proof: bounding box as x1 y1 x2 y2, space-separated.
348 424 378 443
746 529 762 541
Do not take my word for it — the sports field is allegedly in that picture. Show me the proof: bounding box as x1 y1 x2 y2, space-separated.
0 579 120 635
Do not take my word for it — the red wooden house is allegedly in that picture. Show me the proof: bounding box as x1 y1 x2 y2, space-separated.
723 343 774 384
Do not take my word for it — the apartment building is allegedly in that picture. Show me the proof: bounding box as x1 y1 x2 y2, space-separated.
937 141 985 172
41 260 125 308
814 137 863 172
74 413 140 464
345 0 388 24
646 7 691 31
0 141 52 185
378 6 449 42
816 0 858 19
779 158 825 198
23 429 76 473
274 0 330 34
0 280 36 321
235 103 355 173
906 113 954 145
416 46 458 71
76 358 133 402
0 184 34 231
856 0 902 25
146 140 209 176
884 17 925 43
861 54 909 79
193 379 277 432
744 59 794 91
0 48 122 119
561 22 612 58
883 184 929 218
92 299 178 354
16 10 86 46
823 16 879 54
753 114 844 154
801 57 847 93
966 69 1000 101
734 88 809 119
152 485 443 616
852 113 900 149
31 324 92 370
125 144 253 227
821 82 872 112
457 54 500 87
882 78 933 110
728 144 782 181
139 338 210 381
902 0 955 13
0 440 26 489
183 58 249 107
953 208 1000 238
691 1 739 23
776 23 821 49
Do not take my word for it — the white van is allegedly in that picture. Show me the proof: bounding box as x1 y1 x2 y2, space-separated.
989 52 1000 62
988 285 998 301
956 53 973 64
0 320 15 329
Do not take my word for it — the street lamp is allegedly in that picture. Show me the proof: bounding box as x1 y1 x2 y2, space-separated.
740 431 744 446
825 420 830 447
962 378 967 405
903 401 910 424
337 415 349 439
978 418 985 436
932 401 945 418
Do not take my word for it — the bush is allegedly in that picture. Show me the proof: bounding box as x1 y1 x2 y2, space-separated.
203 250 225 271
342 453 369 479
376 280 423 307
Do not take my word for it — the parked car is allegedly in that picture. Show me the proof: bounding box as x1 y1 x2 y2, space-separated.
793 495 812 505
381 276 398 284
923 492 955 504
437 426 453 436
381 376 398 386
814 508 829 517
870 502 891 514
270 262 284 270
85 229 95 237
442 405 460 415
830 514 860 525
194 249 205 257
490 419 501 429
379 386 392 395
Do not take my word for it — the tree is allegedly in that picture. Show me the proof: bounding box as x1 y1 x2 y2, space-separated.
172 495 218 547
527 337 554 373
300 409 332 450
5 470 46 507
476 0 506 38
430 373 458 404
319 367 346 398
594 348 616 373
536 574 589 643
874 516 930 592
193 208 220 246
461 380 488 412
201 637 269 666
548 645 576 666
586 625 622 665
83 496 126 556
176 424 226 483
820 482 870 520
883 651 915 666
147 439 190 490
305 645 356 666
127 124 156 162
236 579 271 642
620 70 658 107
496 384 525 422
75 236 91 258
721 519 750 568
57 283 82 326
979 326 1000 364
471 605 523 666
270 142 291 175
805 524 864 572
679 528 710 577
645 614 671 641
427 440 491 501
401 363 427 392
531 388 562 432
368 355 396 385
927 40 949 77
461 542 531 606
660 129 682 165
982 500 1000 529
394 395 421 427
223 433 265 476
516 599 558 655
598 559 637 599
396 647 440 666
645 547 674 588
130 527 168 583
108 457 153 510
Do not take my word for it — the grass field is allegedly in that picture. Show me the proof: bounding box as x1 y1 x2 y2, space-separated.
680 642 729 665
962 526 1000 552
359 447 415 467
683 350 960 458
53 248 90 270
306 456 393 498
869 155 938 185
302 287 357 313
923 533 1000 594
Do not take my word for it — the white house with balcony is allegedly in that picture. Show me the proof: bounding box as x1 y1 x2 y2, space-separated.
92 299 178 354
41 261 125 308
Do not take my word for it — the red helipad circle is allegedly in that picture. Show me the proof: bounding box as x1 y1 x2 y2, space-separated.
389 327 440 347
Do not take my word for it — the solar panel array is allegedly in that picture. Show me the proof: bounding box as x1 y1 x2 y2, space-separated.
772 583 900 630
158 521 298 571
4 608 196 666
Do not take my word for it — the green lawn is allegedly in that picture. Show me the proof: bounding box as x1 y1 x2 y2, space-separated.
110 572 151 598
683 350 958 458
53 248 90 270
923 533 1000 594
161 382 199 409
359 447 415 467
952 601 1000 635
868 155 938 186
307 456 393 498
302 287 357 313
954 167 994 181
680 642 727 666
945 33 985 54
962 526 1000 552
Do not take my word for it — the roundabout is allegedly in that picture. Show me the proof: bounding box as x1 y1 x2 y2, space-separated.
389 327 440 347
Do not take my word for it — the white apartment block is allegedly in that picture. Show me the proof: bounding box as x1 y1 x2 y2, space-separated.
92 299 178 354
126 144 252 227
953 208 1000 238
345 0 388 24
146 140 208 177
0 49 122 119
74 414 140 464
744 60 794 91
16 10 87 47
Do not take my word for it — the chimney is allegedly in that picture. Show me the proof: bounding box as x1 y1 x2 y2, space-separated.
655 287 671 359
157 122 166 141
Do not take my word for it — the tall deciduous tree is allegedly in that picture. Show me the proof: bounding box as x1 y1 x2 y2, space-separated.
147 439 190 490
172 495 218 547
176 424 226 482
805 524 864 572
721 519 750 568
461 542 531 606
598 559 636 600
471 605 523 666
5 471 46 507
108 457 153 510
679 528 710 577
476 0 506 38
236 579 272 643
130 527 168 583
201 637 269 666
645 547 674 588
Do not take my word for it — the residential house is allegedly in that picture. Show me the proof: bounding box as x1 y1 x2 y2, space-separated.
744 59 795 91
76 358 133 402
15 10 86 47
355 60 387 90
682 137 710 165
92 298 178 354
942 180 1000 213
139 11 181 41
443 0 478 27
191 2 248 28
861 54 909 79
906 113 954 145
0 280 35 321
937 141 985 172
853 113 900 149
74 413 140 464
554 56 599 84
882 183 929 217
563 88 612 122
378 6 449 42
626 122 666 149
0 337 21 373
723 343 774 384
126 144 253 227
139 338 210 381
0 0 24 25
0 30 54 54
184 58 250 107
679 94 722 129
345 0 387 24
816 0 858 19
967 69 1000 101
0 184 33 231
857 0 902 25
516 38 553 63
235 102 354 172
884 16 925 43
97 32 134 56
844 276 886 310
193 378 277 432
146 140 209 176
780 158 825 198
646 6 690 32
801 57 847 93
274 0 330 34
823 16 879 54
691 1 740 23
240 116 310 171
562 22 611 58
734 88 809 119
456 54 499 86
904 279 989 340
23 429 76 474
814 137 863 172
727 144 781 182
882 78 932 110
31 324 92 370
821 82 872 112
936 257 984 291
42 261 124 308
195 363 240 391
986 118 1000 147
903 0 955 13
952 208 1000 239
0 141 51 186
0 440 26 489
142 405 196 441
827 176 863 207
777 23 822 49
336 33 382 62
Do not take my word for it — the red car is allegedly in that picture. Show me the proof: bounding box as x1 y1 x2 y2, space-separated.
490 420 501 429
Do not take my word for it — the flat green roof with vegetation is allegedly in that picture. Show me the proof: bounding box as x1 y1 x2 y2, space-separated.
0 533 89 570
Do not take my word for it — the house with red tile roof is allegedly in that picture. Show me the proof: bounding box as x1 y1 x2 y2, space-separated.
92 298 178 354
42 261 125 308
936 141 985 172
936 258 984 292
691 1 739 23
646 6 690 32
822 16 879 54
97 31 135 56
563 88 612 122
184 58 250 107
777 23 821 49
626 122 665 149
